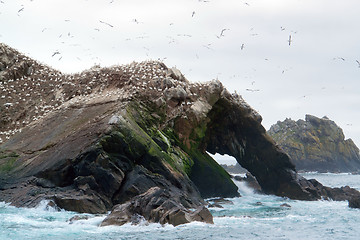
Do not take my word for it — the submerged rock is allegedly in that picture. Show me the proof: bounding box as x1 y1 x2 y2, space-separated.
68 215 91 224
268 115 360 173
280 203 291 208
207 198 234 205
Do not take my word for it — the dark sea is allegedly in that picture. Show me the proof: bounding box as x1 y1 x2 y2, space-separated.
1 172 360 240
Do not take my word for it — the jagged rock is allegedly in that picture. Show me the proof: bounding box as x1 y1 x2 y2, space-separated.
233 173 262 192
293 176 360 202
165 85 188 102
207 203 224 208
35 177 56 188
1 43 360 226
322 185 360 201
112 165 178 205
207 198 234 205
348 197 360 209
222 163 247 174
167 67 186 82
268 115 360 172
189 206 213 224
52 190 109 214
101 187 213 227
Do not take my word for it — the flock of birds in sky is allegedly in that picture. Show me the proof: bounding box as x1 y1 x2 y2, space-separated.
5 0 295 94
3 1 289 63
2 1 360 96
1 0 360 145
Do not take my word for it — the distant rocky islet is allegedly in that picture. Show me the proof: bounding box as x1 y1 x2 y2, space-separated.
268 115 360 173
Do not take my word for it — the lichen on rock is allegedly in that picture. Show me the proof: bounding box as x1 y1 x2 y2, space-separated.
268 115 360 173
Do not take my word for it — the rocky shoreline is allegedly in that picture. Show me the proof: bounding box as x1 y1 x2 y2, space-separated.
1 43 360 227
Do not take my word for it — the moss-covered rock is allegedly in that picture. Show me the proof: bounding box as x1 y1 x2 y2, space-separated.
2 43 359 226
0 150 19 173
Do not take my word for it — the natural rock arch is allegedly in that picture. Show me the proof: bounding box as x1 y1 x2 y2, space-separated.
200 93 314 200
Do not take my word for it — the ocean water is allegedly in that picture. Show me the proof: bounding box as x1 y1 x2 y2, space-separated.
1 173 360 240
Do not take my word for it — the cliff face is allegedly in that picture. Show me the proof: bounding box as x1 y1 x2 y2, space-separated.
1 43 360 225
268 115 360 173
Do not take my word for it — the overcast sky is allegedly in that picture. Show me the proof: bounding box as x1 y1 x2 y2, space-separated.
1 0 360 159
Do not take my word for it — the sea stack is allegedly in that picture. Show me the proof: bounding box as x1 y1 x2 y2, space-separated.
268 115 360 173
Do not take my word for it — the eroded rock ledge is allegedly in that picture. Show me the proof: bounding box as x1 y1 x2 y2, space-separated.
1 43 360 226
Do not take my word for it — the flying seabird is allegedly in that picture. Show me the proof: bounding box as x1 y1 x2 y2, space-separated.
202 44 212 50
356 60 360 68
52 51 60 57
133 19 143 24
288 35 292 45
241 43 245 50
192 11 195 17
177 34 192 37
246 88 260 92
99 20 114 27
217 28 229 38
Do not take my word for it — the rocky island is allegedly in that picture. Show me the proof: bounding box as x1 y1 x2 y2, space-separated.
1 43 360 227
268 115 360 173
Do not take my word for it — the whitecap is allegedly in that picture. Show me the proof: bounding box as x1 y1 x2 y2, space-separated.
0 201 11 208
35 199 62 212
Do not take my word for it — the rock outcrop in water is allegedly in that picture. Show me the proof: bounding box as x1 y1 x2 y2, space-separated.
268 115 360 173
1 43 360 225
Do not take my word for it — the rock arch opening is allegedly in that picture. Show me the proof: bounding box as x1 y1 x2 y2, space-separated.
202 95 313 200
